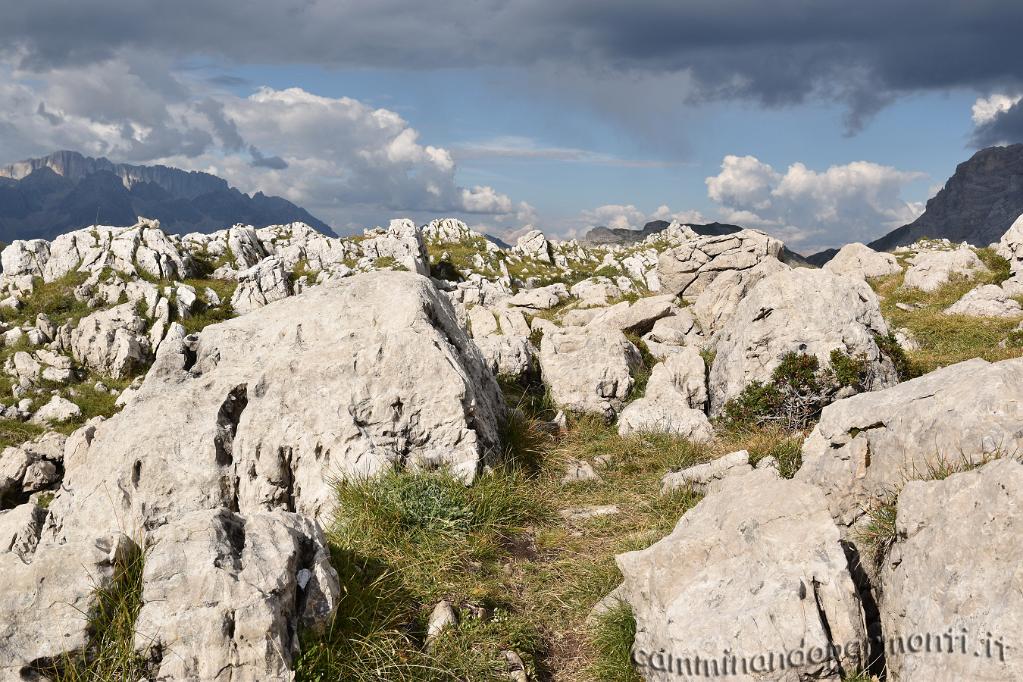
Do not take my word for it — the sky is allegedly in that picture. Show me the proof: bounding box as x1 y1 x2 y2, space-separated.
1 1 1022 253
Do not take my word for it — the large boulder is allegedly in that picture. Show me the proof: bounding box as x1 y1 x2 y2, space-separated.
69 302 152 379
902 246 988 292
618 348 712 442
6 272 504 678
230 256 295 314
656 229 784 301
943 283 1022 317
692 258 789 335
474 335 537 379
823 243 902 280
0 533 134 678
708 268 897 414
359 219 431 275
540 327 642 418
587 294 681 334
615 469 867 681
797 357 1023 526
514 229 554 264
880 458 1023 681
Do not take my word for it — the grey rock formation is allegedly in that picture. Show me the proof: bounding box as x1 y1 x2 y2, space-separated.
68 302 152 379
657 229 784 301
615 469 867 681
708 268 897 414
660 449 751 494
823 243 901 279
540 327 642 418
0 272 504 678
692 258 789 335
797 357 1023 526
230 256 294 314
474 335 537 379
587 294 681 334
880 458 1023 681
618 348 712 442
902 246 988 292
944 283 1023 317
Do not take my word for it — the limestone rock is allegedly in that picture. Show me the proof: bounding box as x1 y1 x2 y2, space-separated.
69 302 152 379
708 268 897 414
797 357 1023 526
0 534 133 679
515 230 554 264
539 327 641 417
615 469 867 681
823 243 901 279
660 450 752 494
995 212 1023 279
230 256 294 314
657 229 784 301
0 503 46 561
134 508 340 681
617 348 713 441
46 271 506 548
587 294 681 334
467 305 500 338
880 458 1023 681
30 395 82 424
944 283 1022 317
474 335 537 379
692 258 789 335
507 283 569 310
903 246 988 292
570 277 622 308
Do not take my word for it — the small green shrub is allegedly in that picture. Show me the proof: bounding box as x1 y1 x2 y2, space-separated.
830 349 868 389
721 351 855 431
874 332 915 380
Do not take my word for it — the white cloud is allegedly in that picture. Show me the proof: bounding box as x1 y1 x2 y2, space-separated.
705 154 925 250
0 55 520 231
972 93 1022 126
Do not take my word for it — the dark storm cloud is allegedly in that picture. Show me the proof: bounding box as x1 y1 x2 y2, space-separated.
2 0 1022 127
249 146 288 170
973 101 1023 147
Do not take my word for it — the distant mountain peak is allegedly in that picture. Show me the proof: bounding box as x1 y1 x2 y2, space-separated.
0 150 334 241
867 143 1023 253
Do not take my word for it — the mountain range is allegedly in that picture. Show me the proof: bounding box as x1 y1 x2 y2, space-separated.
0 150 333 242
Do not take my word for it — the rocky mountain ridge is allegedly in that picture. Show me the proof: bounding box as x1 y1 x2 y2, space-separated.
0 150 333 242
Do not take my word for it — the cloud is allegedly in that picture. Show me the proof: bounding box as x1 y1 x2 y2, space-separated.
0 55 520 230
2 1 1022 134
705 154 925 250
454 136 672 168
971 94 1023 147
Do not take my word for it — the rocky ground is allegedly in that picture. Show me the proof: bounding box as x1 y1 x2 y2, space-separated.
1 214 1022 681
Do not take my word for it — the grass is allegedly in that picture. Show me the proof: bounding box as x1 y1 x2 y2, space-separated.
293 375 811 681
39 542 151 681
870 267 1023 374
590 603 642 682
0 271 91 328
854 453 1005 569
623 332 655 399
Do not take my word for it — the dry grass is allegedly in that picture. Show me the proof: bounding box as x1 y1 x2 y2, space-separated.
870 268 1023 374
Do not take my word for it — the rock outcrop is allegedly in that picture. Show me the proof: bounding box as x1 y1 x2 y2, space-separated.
879 458 1023 681
708 268 897 414
902 245 988 292
4 271 505 678
657 228 784 301
539 327 642 418
615 469 867 681
823 242 901 280
797 357 1023 526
